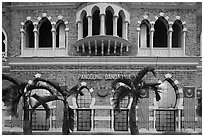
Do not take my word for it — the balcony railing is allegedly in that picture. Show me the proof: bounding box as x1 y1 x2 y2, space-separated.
73 35 133 56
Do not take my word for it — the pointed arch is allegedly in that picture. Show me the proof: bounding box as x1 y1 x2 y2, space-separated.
140 19 150 48
105 6 114 35
153 16 169 47
56 20 65 48
25 20 34 48
92 6 100 36
117 10 125 38
38 17 52 48
172 20 183 48
81 10 88 38
2 29 7 57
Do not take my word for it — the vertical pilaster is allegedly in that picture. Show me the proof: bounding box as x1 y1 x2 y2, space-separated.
87 16 93 37
33 22 38 56
77 21 83 40
182 28 187 56
113 16 118 36
150 22 155 56
168 22 173 57
136 27 141 56
122 21 128 40
51 22 56 56
20 22 25 56
100 14 105 35
65 21 69 56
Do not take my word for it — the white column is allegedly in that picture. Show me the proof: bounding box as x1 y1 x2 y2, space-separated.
150 22 155 56
114 41 117 54
178 109 181 131
168 23 173 57
20 22 25 56
108 40 111 55
65 21 69 56
88 41 91 54
51 22 56 56
101 40 104 55
122 21 128 40
77 21 83 40
100 14 105 35
136 27 140 56
120 43 123 55
113 16 118 36
33 22 38 56
82 43 85 53
87 16 92 37
182 28 187 56
95 40 97 55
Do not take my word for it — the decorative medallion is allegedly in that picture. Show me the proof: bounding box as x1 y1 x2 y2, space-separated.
96 79 109 97
139 89 149 98
183 86 195 98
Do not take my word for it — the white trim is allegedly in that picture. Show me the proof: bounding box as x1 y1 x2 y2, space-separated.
9 61 199 65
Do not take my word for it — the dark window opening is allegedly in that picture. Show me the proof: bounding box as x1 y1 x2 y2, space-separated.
117 14 122 38
2 32 5 52
83 13 88 38
105 10 113 35
56 21 65 48
25 21 34 48
153 17 168 47
39 18 52 48
140 20 150 48
92 9 100 35
172 20 183 48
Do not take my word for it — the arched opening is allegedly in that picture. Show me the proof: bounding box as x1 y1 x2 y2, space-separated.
172 20 183 48
81 11 88 38
153 17 168 47
2 32 5 53
140 20 150 48
56 20 65 48
25 20 34 48
158 80 177 108
105 7 113 35
39 17 52 48
92 7 100 36
117 10 124 38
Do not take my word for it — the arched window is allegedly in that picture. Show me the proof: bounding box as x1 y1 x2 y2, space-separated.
158 80 177 108
2 29 7 58
82 11 88 38
56 20 65 48
2 32 5 53
153 17 168 47
25 20 34 48
105 7 113 35
172 20 183 48
92 7 100 36
117 11 124 38
76 87 92 108
140 20 150 48
39 17 52 48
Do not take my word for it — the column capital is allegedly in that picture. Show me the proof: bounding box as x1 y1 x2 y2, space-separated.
113 15 119 19
183 28 187 32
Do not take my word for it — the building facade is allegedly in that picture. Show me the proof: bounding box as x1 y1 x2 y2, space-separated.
2 2 202 133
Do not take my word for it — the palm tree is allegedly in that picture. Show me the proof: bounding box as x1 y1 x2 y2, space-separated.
2 74 53 135
111 66 161 135
28 77 86 134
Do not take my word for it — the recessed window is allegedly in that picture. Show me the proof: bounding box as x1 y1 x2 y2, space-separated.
140 20 150 48
172 20 183 48
105 7 113 35
56 20 65 48
153 17 168 47
39 17 52 48
25 20 34 48
92 7 100 36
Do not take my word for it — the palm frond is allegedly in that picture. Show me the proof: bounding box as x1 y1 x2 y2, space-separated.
32 78 65 96
112 86 131 111
31 94 59 112
27 84 55 95
2 74 20 86
112 76 132 90
142 82 161 101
